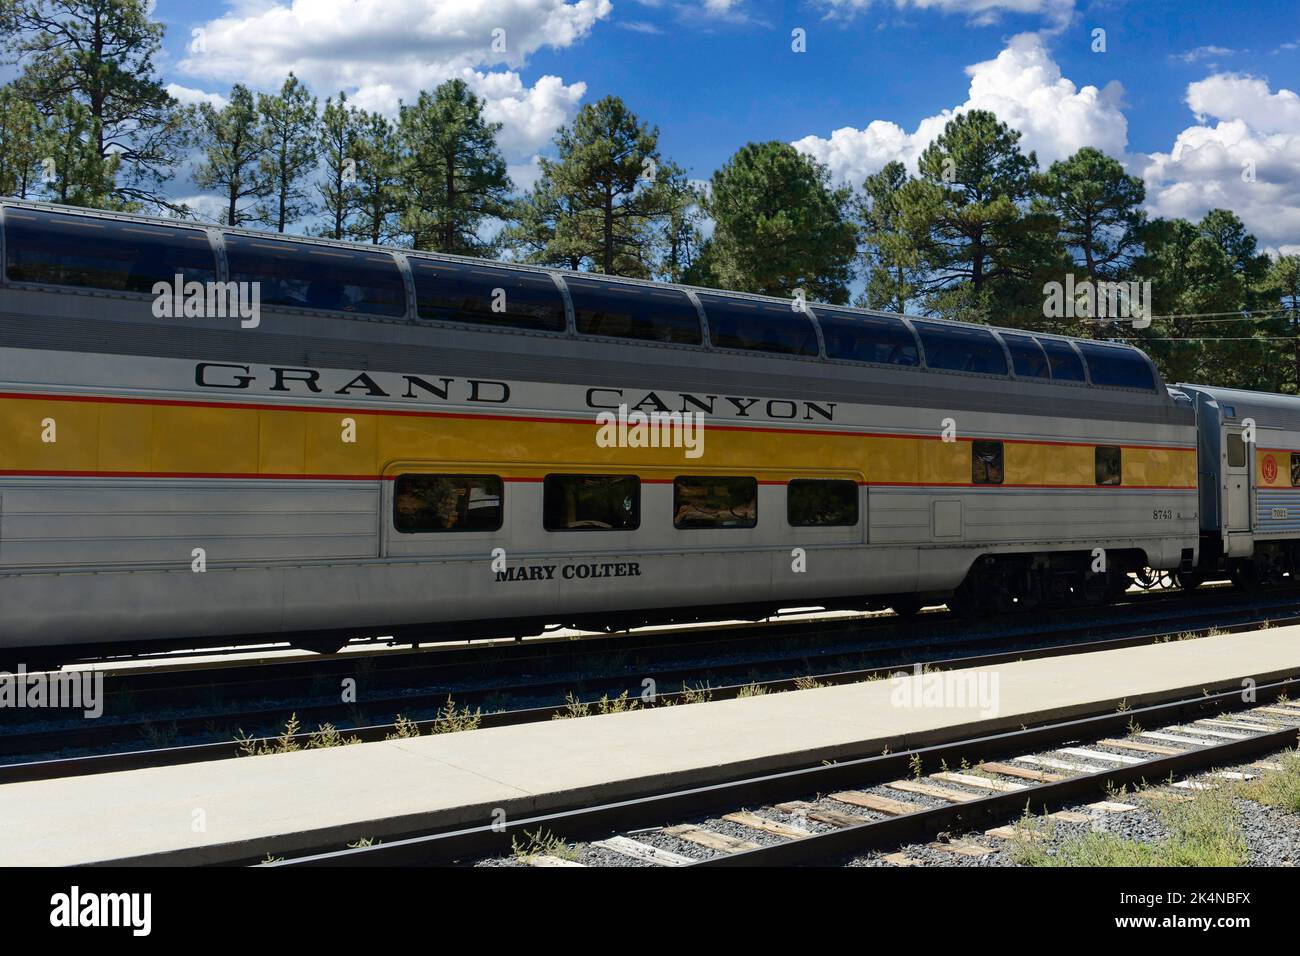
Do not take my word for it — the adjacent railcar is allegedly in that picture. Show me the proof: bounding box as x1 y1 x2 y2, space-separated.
0 200 1201 654
1178 385 1300 587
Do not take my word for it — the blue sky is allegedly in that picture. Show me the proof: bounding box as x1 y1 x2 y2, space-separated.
147 0 1300 252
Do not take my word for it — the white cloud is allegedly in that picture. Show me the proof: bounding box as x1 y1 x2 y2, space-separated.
177 0 612 159
1176 45 1237 64
793 33 1126 185
476 72 587 157
170 193 231 223
1143 74 1300 251
165 83 228 109
792 35 1300 253
1185 73 1300 134
813 0 1075 28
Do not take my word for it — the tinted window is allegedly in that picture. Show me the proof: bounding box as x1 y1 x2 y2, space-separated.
1226 433 1246 468
788 479 859 527
568 278 701 344
225 235 405 316
1036 337 1086 382
543 474 640 531
1076 342 1156 390
698 293 818 356
1001 332 1050 379
816 309 919 366
972 440 1003 484
1291 454 1300 487
410 259 564 332
4 208 216 293
393 474 502 532
1096 446 1122 485
673 476 758 529
913 321 1008 375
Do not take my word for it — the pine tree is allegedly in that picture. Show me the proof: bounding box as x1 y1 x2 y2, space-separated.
858 160 927 314
703 140 856 302
655 165 704 283
315 92 363 240
1134 211 1274 389
507 96 677 277
257 73 318 232
40 98 120 207
350 110 403 245
1270 255 1300 393
193 85 269 226
2 0 190 211
398 79 512 255
1040 146 1146 282
0 84 45 198
900 109 1059 324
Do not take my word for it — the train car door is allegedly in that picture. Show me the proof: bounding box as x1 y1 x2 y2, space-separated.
1223 426 1253 553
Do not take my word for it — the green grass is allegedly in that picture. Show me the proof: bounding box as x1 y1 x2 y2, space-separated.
510 828 579 862
1010 786 1248 867
1240 749 1300 812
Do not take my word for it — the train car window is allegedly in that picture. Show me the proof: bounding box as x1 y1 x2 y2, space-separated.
1226 434 1246 468
1035 337 1086 382
972 440 1004 484
1095 446 1122 485
816 309 919 366
673 476 758 529
543 474 640 531
226 235 405 316
393 474 503 533
1291 454 1300 487
4 208 216 293
410 258 564 332
787 479 859 527
697 293 819 356
1000 332 1050 379
912 321 1008 375
568 278 701 344
1076 342 1156 390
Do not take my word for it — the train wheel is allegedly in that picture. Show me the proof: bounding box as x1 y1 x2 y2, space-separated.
890 596 923 619
1229 561 1258 592
945 585 980 619
1174 569 1203 592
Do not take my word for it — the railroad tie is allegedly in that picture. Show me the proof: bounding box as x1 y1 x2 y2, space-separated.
1057 747 1148 765
886 779 982 803
1087 800 1138 813
721 811 812 839
977 761 1065 783
591 836 695 866
828 790 918 816
663 824 763 854
523 854 585 867
930 771 1028 793
1095 737 1183 756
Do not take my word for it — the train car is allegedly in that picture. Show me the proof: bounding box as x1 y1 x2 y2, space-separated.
0 199 1201 657
1178 384 1300 588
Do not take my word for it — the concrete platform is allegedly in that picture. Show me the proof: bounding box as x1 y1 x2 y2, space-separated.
3 626 1300 866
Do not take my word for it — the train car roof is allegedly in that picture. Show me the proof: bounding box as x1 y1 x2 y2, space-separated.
1179 384 1300 428
0 197 1167 398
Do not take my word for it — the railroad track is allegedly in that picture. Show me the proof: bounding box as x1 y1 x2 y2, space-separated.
5 585 1298 784
268 675 1300 867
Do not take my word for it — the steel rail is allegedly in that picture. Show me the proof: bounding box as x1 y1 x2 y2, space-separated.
265 674 1300 867
6 608 1295 785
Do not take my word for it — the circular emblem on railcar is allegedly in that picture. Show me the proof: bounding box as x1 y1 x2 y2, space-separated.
1263 455 1278 484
